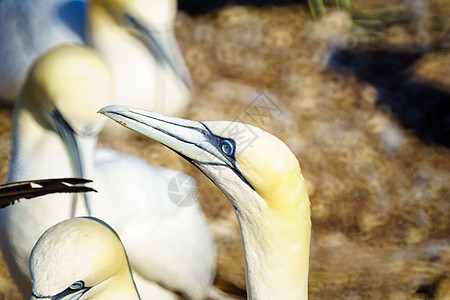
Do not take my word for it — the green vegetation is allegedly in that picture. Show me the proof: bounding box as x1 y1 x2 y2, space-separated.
307 0 410 34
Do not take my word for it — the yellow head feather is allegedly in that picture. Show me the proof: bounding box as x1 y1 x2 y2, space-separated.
23 44 114 133
238 131 310 214
204 122 310 215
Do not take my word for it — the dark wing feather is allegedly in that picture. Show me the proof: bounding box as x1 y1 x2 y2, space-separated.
0 178 96 209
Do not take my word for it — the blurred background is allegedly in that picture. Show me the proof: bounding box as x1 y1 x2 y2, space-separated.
0 0 449 299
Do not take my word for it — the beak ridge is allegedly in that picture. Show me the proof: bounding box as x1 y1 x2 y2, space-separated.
52 109 96 215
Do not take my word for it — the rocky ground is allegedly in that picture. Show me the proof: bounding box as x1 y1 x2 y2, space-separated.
1 0 449 299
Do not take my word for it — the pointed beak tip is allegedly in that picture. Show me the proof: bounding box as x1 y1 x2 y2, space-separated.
97 105 116 115
97 105 129 119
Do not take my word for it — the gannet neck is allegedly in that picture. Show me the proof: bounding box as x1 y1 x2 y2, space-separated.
201 161 311 300
233 175 310 300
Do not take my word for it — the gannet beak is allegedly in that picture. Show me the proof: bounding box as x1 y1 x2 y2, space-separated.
99 105 254 189
29 296 46 300
99 105 227 166
99 105 254 188
30 289 87 300
52 109 95 216
124 15 193 89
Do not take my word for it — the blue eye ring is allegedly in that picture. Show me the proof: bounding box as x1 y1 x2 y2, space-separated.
69 281 84 290
221 139 234 156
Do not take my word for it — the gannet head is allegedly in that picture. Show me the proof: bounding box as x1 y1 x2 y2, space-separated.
99 106 309 215
23 44 114 136
100 106 311 299
20 44 114 214
29 217 139 300
89 0 192 88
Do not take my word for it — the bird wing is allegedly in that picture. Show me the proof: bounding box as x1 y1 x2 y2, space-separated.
0 178 96 209
93 148 216 299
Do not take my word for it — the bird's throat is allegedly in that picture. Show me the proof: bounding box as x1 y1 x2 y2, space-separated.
235 194 311 300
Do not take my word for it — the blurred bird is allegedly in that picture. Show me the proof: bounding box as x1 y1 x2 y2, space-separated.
0 0 191 117
0 178 95 209
29 217 140 300
101 106 312 299
0 45 214 300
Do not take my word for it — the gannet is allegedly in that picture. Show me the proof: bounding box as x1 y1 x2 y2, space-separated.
101 106 312 300
0 178 95 209
0 45 214 299
0 0 191 117
29 217 140 300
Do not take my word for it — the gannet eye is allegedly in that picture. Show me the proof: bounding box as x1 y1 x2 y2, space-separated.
221 140 234 156
69 281 84 290
124 14 138 27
